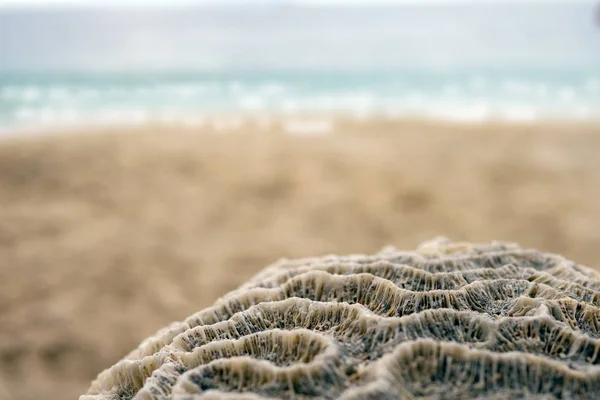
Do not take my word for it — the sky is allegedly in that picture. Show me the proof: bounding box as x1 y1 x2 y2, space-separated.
2 0 598 72
0 0 594 7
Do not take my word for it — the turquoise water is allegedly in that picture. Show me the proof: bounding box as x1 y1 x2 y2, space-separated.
1 3 599 129
1 69 599 128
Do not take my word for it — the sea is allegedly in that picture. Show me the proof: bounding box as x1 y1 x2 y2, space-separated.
1 2 600 131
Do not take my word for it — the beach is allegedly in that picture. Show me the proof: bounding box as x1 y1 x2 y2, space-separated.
1 117 600 399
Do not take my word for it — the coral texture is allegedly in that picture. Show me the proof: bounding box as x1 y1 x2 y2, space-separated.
81 239 600 399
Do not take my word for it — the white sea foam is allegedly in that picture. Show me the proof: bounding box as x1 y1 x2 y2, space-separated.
573 105 591 119
238 94 266 111
557 87 577 103
3 71 600 133
93 108 151 125
14 107 80 124
338 92 375 112
21 86 42 102
405 92 426 105
428 104 491 122
281 99 300 113
313 95 336 111
157 109 181 124
258 83 287 96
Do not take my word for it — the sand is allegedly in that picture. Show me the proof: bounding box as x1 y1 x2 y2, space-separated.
1 116 600 400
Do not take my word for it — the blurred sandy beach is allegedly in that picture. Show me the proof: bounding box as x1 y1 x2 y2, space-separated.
1 117 600 399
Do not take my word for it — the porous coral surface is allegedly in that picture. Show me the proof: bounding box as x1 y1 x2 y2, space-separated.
81 239 600 399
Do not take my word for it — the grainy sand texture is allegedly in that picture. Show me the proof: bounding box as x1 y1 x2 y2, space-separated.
1 117 600 399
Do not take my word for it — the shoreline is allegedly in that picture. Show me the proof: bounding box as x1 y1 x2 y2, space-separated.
2 113 600 142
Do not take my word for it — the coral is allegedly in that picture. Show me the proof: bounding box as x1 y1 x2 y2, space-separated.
81 238 600 399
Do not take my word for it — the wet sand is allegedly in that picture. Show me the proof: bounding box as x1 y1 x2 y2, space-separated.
1 117 600 399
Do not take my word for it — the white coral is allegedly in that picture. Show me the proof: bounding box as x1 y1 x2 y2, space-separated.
81 240 600 399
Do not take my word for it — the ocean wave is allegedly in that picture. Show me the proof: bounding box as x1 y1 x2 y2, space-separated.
2 76 600 131
3 101 599 131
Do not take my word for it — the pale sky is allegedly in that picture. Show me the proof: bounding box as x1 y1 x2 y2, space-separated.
0 0 592 7
2 0 598 71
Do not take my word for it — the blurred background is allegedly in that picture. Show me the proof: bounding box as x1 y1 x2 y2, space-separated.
1 0 600 399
